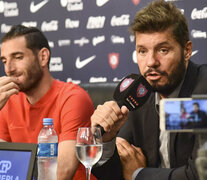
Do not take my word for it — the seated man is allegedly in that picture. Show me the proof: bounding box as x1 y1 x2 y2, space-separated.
188 102 207 128
0 25 96 180
91 1 207 180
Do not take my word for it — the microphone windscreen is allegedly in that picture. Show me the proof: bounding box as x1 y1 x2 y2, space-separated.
113 74 152 111
98 74 153 135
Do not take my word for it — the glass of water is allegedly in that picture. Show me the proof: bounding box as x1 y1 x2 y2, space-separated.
76 127 103 180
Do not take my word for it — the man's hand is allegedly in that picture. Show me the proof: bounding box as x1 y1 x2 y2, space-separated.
0 76 19 110
116 137 146 180
91 101 129 142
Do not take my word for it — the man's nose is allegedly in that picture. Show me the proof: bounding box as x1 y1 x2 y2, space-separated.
146 52 159 68
5 61 16 75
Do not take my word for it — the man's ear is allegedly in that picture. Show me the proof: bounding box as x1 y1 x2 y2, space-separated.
184 41 192 62
38 47 50 67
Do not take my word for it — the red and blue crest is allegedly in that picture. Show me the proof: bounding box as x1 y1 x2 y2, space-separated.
120 78 134 92
137 83 148 97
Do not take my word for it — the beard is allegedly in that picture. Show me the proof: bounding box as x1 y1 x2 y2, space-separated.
143 54 186 97
18 58 43 93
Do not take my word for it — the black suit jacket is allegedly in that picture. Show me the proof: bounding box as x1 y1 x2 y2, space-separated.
93 61 207 180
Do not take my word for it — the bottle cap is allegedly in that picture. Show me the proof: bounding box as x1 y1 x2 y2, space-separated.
43 118 53 125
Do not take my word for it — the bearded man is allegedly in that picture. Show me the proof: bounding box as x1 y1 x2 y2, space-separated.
91 1 207 180
0 25 96 180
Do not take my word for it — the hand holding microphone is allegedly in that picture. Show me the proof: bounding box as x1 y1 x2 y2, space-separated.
92 101 129 142
91 74 152 141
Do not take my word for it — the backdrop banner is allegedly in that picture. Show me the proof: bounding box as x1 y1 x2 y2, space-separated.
0 0 206 83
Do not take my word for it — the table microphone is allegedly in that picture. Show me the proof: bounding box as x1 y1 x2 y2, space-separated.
98 73 153 135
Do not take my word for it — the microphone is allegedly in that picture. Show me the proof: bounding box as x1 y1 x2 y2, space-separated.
113 73 152 111
98 74 152 135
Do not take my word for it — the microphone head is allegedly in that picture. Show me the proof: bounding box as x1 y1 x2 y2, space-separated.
113 74 152 111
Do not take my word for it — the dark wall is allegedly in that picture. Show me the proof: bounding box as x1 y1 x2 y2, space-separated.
0 0 206 83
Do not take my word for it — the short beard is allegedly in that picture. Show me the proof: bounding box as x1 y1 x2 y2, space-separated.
20 69 43 93
19 57 43 93
144 54 186 97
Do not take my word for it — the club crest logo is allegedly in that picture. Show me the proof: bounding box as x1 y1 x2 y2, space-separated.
137 83 148 97
132 0 140 6
120 78 134 92
108 53 119 70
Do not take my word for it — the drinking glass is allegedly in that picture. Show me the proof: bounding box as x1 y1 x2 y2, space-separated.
75 127 103 180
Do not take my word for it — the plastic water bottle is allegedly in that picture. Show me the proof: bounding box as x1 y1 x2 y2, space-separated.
37 118 58 180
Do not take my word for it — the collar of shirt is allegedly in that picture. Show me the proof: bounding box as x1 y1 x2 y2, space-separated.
155 75 185 168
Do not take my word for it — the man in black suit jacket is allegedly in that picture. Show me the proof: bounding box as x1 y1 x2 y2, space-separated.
187 102 207 128
91 1 207 180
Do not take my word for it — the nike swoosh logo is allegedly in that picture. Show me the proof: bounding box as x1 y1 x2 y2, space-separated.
76 55 96 69
191 50 198 57
96 0 109 7
30 0 49 13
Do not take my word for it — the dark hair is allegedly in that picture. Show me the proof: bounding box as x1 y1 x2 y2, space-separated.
1 25 51 65
193 102 200 107
129 0 189 48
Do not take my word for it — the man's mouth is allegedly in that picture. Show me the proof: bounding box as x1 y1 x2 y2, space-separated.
146 72 162 81
9 75 22 84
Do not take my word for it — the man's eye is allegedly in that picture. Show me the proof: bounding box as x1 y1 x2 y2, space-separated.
159 48 168 54
0 58 6 64
1 60 6 64
138 49 146 55
15 56 23 60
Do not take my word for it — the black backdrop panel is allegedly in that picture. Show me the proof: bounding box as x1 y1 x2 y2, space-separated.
0 0 206 83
